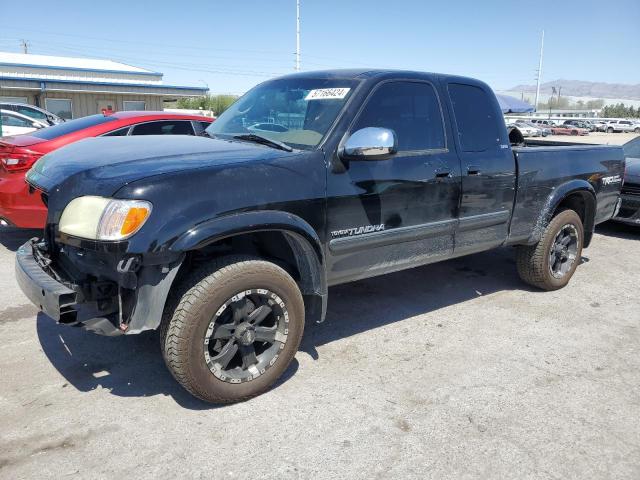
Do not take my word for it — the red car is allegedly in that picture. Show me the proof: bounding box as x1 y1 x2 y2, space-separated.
0 111 213 228
550 124 589 136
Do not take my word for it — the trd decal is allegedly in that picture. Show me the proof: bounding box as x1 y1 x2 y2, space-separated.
331 224 385 238
601 175 622 186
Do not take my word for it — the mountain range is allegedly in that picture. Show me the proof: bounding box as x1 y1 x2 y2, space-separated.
509 80 640 101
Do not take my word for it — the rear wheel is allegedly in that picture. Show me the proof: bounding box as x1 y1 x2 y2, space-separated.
160 256 305 403
607 127 614 133
516 210 584 291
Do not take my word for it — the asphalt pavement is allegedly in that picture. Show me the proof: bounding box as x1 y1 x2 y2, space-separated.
0 224 639 479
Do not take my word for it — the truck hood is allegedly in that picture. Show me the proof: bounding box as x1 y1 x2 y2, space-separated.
26 135 295 195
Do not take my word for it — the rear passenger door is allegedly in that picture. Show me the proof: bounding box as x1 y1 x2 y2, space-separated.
129 120 195 136
446 82 516 254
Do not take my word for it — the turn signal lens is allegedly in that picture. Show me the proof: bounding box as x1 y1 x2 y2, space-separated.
97 200 152 240
121 207 151 236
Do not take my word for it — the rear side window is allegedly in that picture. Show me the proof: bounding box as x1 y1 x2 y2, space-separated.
102 127 130 136
191 120 212 136
352 81 445 151
449 83 499 152
30 114 116 140
130 120 195 136
17 106 47 120
1 113 33 127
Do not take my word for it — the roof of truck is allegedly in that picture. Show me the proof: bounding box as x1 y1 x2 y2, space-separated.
275 68 483 86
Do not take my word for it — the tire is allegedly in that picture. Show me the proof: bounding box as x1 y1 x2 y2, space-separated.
634 127 640 133
160 256 305 403
607 127 614 133
516 209 584 291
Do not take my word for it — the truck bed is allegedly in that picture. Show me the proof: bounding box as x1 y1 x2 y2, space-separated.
508 143 625 244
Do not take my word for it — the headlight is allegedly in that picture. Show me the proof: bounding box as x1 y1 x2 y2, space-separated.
59 196 152 241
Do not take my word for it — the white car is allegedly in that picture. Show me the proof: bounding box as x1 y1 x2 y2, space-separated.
0 109 48 137
508 121 540 137
604 120 640 133
0 102 64 126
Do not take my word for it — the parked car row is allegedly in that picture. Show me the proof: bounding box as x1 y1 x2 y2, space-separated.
505 117 640 135
0 111 213 228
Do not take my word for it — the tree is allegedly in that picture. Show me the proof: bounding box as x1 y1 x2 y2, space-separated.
176 94 239 115
601 103 640 118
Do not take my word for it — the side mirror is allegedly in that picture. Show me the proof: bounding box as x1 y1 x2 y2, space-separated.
340 127 397 161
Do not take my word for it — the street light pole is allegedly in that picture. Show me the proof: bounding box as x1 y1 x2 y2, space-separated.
295 0 301 71
534 30 544 111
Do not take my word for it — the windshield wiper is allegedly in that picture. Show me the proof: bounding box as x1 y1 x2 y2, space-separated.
232 133 293 152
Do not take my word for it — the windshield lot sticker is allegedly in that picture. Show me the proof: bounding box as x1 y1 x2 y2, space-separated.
305 88 351 100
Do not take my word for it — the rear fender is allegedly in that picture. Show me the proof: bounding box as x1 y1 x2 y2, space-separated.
528 180 597 247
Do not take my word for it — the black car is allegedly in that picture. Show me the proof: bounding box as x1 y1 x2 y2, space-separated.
16 69 625 403
613 136 640 225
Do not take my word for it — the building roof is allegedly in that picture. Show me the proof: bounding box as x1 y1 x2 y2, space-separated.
0 51 157 75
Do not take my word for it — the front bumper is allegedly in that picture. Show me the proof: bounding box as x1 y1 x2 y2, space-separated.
16 240 77 321
15 240 122 335
15 239 183 336
612 194 640 226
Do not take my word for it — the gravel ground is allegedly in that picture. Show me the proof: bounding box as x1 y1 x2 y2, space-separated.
0 224 639 480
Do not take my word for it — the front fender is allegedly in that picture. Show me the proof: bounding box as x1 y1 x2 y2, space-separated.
169 210 328 323
169 210 323 258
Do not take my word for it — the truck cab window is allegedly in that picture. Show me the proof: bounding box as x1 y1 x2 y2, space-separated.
448 83 499 152
353 81 445 151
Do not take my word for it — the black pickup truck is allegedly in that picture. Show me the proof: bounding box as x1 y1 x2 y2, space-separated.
17 70 624 403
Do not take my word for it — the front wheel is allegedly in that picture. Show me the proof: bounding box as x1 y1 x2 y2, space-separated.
160 257 305 403
516 210 584 291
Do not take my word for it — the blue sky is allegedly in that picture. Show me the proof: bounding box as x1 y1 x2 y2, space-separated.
1 0 639 94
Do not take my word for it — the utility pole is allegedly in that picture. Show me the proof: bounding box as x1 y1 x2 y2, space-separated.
295 0 301 71
20 39 30 54
534 30 544 111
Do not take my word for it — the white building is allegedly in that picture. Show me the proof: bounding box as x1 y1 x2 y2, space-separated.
0 51 207 119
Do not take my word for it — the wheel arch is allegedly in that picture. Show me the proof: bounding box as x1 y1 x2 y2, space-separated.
529 180 597 247
169 210 328 324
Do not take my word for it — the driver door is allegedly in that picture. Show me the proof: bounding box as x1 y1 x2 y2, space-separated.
326 80 461 285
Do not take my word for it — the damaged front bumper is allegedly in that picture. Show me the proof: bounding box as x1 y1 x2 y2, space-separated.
15 239 182 336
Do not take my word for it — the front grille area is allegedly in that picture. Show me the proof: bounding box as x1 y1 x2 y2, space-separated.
622 183 640 196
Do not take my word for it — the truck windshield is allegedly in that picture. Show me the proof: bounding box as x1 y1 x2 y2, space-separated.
206 78 358 150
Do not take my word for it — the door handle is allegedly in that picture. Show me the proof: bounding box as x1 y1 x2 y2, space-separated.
467 165 481 175
435 168 451 178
